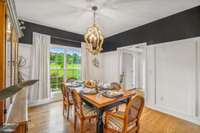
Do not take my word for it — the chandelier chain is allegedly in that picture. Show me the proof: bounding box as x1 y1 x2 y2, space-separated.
93 7 96 25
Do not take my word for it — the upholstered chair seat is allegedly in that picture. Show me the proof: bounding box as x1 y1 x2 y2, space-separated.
106 111 138 132
82 104 97 117
105 96 144 133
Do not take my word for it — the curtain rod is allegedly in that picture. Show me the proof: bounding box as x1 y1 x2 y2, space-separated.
51 35 82 43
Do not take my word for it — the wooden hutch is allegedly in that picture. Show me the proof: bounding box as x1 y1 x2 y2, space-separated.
0 0 27 132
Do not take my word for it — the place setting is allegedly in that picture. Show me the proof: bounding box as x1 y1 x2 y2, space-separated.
79 81 125 100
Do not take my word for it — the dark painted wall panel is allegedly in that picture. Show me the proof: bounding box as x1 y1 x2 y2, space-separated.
19 20 83 47
51 37 81 47
19 6 200 51
104 6 200 51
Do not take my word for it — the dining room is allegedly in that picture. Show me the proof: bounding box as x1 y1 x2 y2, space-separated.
1 0 200 133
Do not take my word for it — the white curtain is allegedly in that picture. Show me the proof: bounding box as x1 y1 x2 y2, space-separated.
81 42 89 80
29 32 50 105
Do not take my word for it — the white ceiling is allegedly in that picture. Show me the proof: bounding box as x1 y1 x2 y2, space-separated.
15 0 200 37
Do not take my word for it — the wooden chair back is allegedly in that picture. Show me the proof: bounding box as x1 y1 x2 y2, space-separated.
61 83 73 105
124 95 144 131
71 89 83 116
111 82 122 90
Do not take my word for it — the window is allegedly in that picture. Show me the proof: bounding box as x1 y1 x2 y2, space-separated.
66 48 81 80
49 45 81 92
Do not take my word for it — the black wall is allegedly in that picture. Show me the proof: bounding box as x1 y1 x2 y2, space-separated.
19 21 84 47
104 6 200 51
19 6 200 51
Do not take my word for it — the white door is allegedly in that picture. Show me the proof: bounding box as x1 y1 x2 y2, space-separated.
122 52 135 90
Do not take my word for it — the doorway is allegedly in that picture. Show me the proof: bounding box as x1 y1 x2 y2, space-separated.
122 52 135 89
118 43 147 95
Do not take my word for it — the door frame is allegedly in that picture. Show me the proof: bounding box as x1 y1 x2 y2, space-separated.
117 42 147 92
121 52 135 89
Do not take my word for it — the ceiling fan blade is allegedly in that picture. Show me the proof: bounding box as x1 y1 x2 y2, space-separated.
45 11 86 26
99 7 129 20
44 8 79 17
110 0 141 5
96 12 114 22
0 80 38 100
63 0 93 11
102 0 143 10
64 11 95 29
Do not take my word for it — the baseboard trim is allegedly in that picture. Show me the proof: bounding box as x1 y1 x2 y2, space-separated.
146 104 200 125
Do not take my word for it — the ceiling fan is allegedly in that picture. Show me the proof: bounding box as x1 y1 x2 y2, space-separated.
60 0 143 21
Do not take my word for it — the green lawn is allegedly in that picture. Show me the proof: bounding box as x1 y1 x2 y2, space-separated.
50 63 80 69
50 64 80 91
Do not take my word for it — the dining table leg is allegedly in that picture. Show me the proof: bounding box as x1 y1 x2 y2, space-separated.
96 109 104 133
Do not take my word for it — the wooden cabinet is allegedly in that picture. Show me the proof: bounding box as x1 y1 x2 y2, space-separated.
5 12 20 118
0 0 6 124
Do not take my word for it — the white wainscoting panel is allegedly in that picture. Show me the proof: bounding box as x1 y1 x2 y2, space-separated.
87 53 103 81
146 46 156 106
146 37 200 125
155 40 196 116
102 51 119 83
138 50 146 91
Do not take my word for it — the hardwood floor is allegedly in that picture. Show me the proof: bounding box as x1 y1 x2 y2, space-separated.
28 102 200 133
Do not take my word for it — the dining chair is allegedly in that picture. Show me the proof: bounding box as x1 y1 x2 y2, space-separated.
105 95 144 133
71 89 97 133
110 82 123 111
61 83 74 120
66 77 77 83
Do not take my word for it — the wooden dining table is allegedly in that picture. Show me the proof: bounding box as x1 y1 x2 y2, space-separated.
65 83 136 133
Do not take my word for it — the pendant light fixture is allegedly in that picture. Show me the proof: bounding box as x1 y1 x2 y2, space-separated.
84 6 104 55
